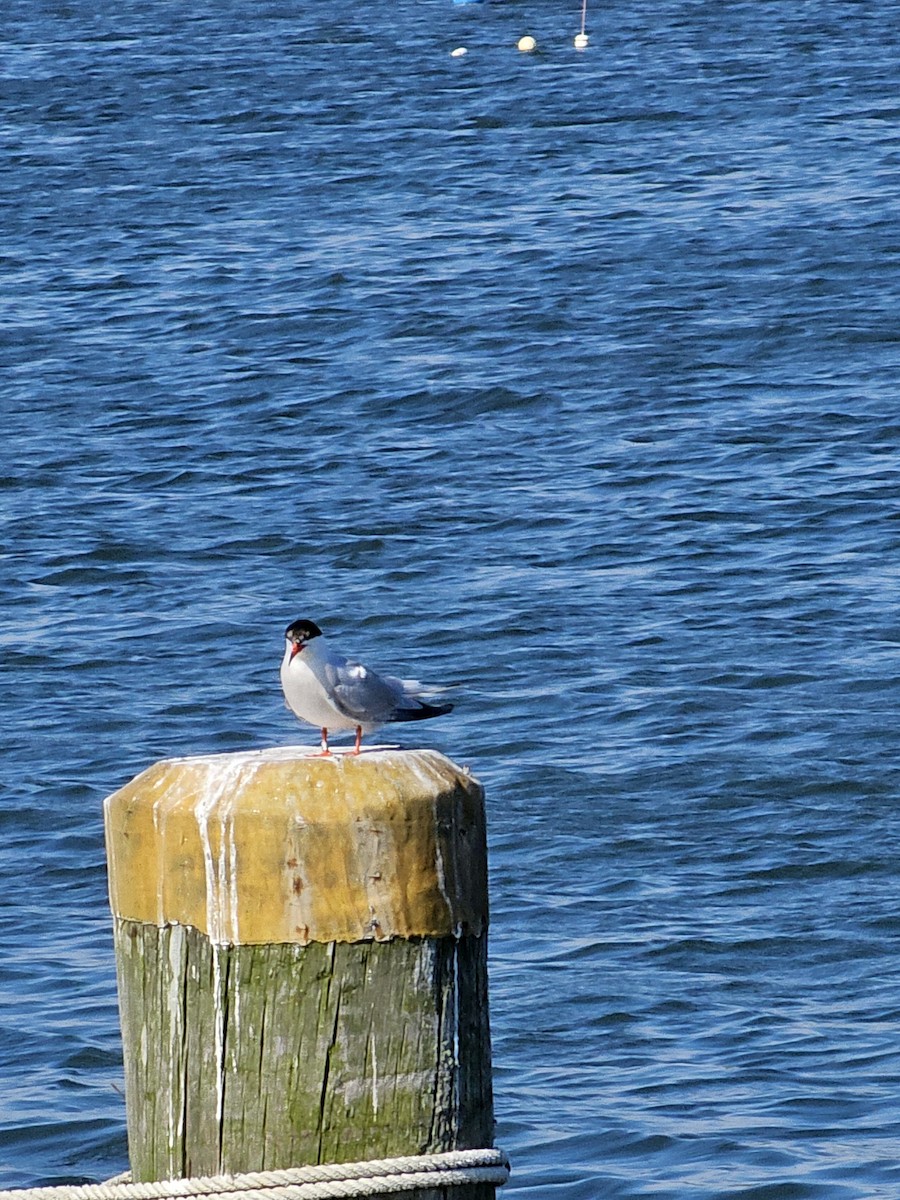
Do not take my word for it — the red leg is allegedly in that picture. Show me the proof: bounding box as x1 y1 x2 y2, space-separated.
353 725 362 755
309 727 331 757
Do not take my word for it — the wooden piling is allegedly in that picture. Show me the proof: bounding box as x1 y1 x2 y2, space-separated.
104 746 495 1197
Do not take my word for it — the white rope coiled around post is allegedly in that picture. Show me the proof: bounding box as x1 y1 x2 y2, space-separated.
0 1149 510 1200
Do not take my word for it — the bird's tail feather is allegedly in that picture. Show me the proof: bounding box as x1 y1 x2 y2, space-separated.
390 701 454 723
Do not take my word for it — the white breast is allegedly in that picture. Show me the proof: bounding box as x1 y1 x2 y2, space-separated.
280 645 359 732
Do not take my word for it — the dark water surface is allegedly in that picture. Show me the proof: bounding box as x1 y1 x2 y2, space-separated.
2 0 899 1194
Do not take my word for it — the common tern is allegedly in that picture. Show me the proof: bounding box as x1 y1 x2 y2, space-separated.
280 618 453 755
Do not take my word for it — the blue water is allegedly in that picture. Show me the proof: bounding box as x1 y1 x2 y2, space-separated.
2 0 899 1194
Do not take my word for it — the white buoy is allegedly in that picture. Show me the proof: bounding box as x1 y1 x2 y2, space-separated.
575 0 588 49
451 46 468 56
517 35 536 52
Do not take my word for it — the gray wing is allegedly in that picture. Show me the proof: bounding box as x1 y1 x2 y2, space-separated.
321 656 407 724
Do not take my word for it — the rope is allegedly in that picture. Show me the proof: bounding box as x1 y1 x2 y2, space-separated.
0 1150 509 1200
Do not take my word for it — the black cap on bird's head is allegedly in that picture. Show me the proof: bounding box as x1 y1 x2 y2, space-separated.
284 618 323 657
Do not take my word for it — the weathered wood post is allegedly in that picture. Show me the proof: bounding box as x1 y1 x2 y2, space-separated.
104 746 497 1197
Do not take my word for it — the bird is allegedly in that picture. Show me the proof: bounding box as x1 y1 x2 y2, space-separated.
280 617 454 755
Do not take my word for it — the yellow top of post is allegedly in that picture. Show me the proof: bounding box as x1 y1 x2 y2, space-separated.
104 746 487 946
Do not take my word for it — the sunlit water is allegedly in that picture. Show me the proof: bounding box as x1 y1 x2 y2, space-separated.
2 0 899 1194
